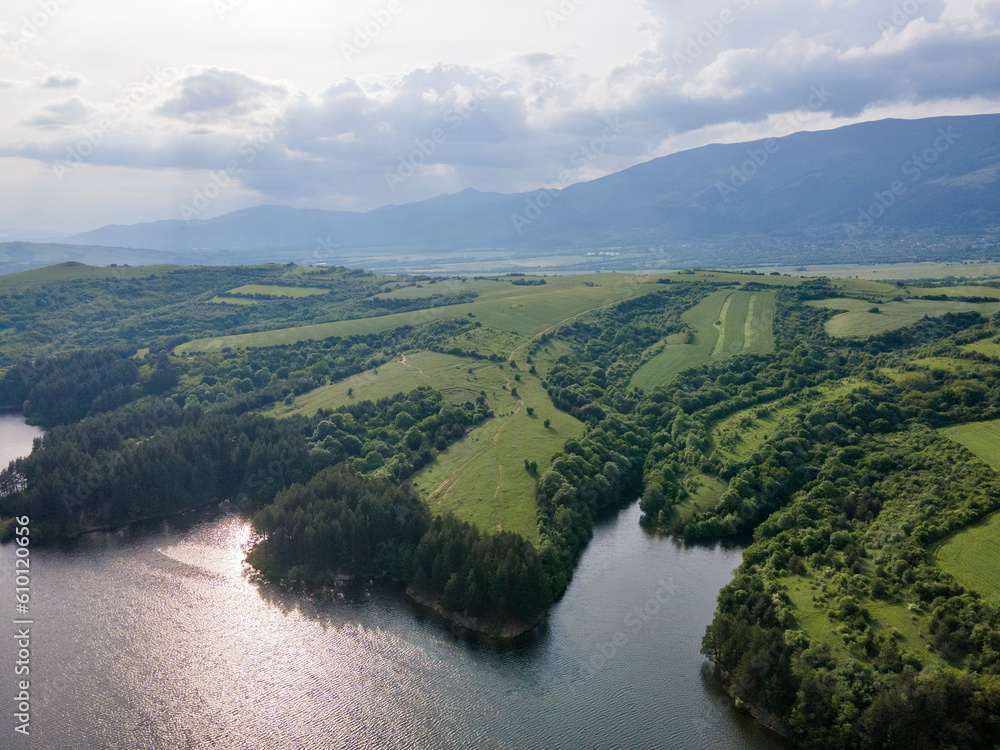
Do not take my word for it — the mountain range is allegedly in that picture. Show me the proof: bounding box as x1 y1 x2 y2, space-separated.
6 114 999 274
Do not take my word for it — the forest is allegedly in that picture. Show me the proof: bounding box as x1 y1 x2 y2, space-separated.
2 262 1000 744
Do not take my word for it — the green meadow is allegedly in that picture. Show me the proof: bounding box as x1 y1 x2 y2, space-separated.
934 419 1000 601
630 289 776 391
937 511 1000 602
175 273 659 353
808 297 1000 337
269 351 508 417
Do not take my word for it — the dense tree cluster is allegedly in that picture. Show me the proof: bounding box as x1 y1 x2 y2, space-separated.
0 348 178 427
410 515 551 625
248 465 429 581
0 401 315 538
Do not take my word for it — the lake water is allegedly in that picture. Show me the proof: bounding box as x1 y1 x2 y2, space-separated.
0 415 789 749
0 413 43 467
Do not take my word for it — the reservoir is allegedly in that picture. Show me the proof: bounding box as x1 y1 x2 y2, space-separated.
0 415 788 749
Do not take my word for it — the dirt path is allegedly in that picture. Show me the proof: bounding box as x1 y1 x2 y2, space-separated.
400 352 426 375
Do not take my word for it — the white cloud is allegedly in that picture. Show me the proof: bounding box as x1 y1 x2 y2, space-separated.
0 0 998 231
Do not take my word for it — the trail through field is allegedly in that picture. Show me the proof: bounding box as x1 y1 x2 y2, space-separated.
399 353 425 375
429 361 524 501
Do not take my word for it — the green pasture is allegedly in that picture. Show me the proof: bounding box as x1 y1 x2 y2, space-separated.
269 351 508 418
780 573 943 667
630 290 776 391
175 273 659 354
712 379 866 463
913 286 1000 299
808 297 1000 337
935 420 1000 601
412 356 584 544
936 511 1000 602
962 337 1000 359
940 419 1000 472
672 474 728 524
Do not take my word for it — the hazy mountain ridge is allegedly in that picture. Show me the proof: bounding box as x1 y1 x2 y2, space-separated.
3 114 994 274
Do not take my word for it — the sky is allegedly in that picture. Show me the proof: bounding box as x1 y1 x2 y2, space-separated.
0 0 998 235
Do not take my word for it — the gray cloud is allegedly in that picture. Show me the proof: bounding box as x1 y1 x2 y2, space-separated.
39 74 83 89
3 1 999 216
155 68 288 124
20 97 94 129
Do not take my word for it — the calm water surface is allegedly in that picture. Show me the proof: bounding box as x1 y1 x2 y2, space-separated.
0 415 789 749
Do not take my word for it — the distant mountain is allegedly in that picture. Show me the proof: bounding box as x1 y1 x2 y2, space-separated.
60 114 1000 268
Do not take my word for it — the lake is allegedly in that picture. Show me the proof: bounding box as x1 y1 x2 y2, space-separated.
0 414 788 749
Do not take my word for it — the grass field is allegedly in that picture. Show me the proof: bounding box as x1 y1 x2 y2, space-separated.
408 349 584 544
962 337 1000 359
176 273 659 354
269 345 583 543
225 284 332 298
749 261 1000 280
934 420 1000 600
808 297 1000 337
269 351 508 417
630 290 776 390
914 286 1000 299
940 419 1000 472
413 369 583 545
937 511 1000 602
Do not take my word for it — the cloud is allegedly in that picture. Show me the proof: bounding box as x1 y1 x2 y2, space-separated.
155 68 288 124
20 97 94 129
2 1 999 222
39 74 83 89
